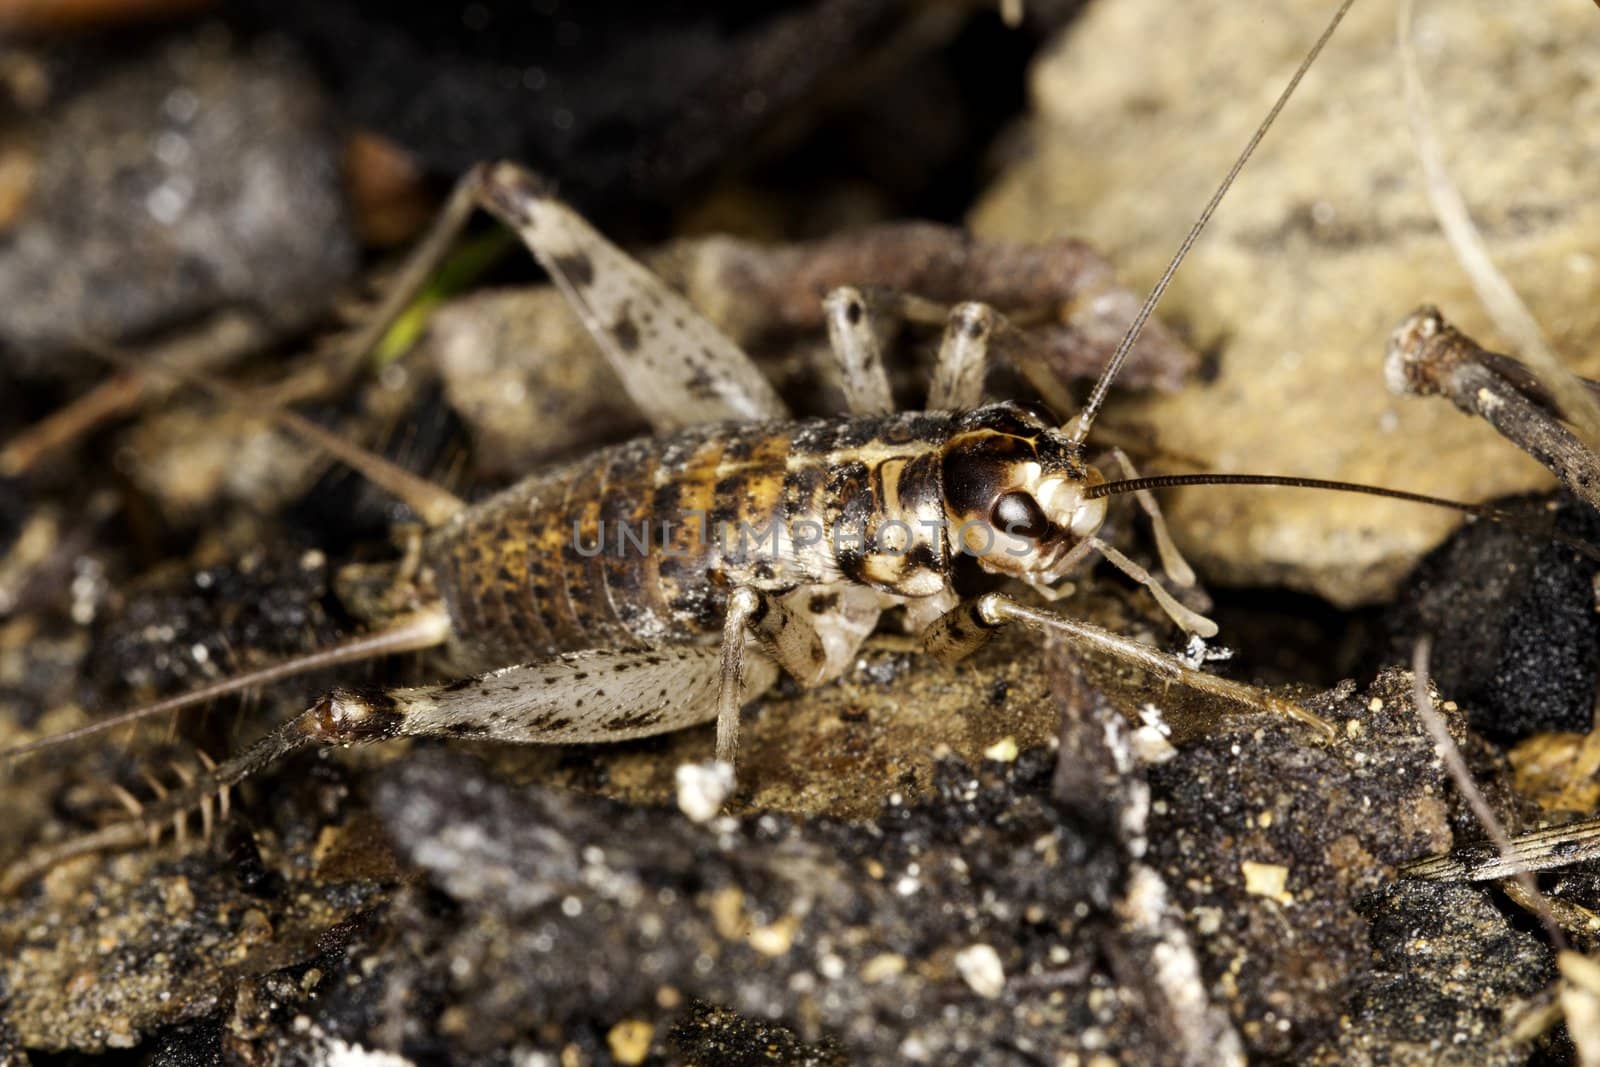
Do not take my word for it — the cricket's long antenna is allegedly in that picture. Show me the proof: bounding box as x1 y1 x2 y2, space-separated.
1069 0 1359 447
1088 473 1600 563
0 609 451 767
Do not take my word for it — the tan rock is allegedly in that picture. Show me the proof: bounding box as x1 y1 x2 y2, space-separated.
972 0 1599 605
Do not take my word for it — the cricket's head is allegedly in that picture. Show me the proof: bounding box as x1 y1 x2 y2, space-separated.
940 402 1106 580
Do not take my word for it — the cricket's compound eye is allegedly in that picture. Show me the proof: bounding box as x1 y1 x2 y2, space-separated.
991 490 1052 540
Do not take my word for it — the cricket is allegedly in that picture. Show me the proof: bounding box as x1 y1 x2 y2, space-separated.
1 0 1597 1058
0 0 1581 884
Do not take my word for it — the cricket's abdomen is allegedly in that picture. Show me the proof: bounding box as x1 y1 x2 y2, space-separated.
425 413 954 672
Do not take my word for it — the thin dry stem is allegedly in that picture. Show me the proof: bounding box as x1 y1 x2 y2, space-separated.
76 333 466 526
0 311 267 477
1411 636 1566 951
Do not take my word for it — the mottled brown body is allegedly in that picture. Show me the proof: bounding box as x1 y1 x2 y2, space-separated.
427 410 977 672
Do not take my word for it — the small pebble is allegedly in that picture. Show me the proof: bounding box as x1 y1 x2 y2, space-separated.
955 943 1006 999
862 953 906 983
606 1019 654 1065
1241 861 1291 903
983 736 1019 762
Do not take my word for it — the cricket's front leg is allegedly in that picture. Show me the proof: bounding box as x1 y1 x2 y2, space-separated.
920 592 1332 737
335 160 791 435
715 586 849 766
1105 446 1197 589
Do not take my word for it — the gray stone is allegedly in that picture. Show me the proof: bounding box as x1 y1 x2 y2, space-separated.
0 27 355 366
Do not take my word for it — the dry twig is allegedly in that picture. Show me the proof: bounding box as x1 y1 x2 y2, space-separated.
1387 307 1600 513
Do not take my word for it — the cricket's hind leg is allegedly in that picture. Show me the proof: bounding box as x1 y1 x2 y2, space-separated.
355 161 791 434
1 645 780 894
920 591 1332 739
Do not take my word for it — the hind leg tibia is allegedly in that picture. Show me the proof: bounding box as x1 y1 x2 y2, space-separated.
3 646 780 893
474 162 788 430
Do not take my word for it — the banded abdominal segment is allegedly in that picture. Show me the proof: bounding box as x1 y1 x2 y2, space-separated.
425 411 966 676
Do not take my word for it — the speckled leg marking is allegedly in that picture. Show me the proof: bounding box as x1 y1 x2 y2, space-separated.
0 646 782 893
380 646 780 745
474 162 789 432
921 592 1331 737
928 301 999 411
820 287 1001 414
822 286 895 415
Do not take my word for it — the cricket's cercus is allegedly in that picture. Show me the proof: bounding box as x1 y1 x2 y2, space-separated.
3 0 1559 893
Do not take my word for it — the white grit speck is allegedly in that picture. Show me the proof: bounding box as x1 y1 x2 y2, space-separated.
955 943 1006 999
675 760 734 823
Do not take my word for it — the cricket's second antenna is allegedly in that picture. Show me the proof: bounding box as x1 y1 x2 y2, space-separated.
1069 0 1359 447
